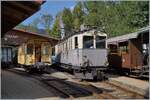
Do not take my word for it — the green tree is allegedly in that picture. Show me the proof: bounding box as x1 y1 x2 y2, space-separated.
83 1 149 37
72 2 85 30
62 8 74 37
52 14 61 38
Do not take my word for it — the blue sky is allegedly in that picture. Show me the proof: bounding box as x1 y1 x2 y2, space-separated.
21 0 77 29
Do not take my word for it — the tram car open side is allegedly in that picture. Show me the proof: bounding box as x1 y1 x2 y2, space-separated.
55 29 108 80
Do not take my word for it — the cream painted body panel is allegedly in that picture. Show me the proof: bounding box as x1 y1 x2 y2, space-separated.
55 30 107 66
18 40 52 65
55 30 107 56
41 43 52 64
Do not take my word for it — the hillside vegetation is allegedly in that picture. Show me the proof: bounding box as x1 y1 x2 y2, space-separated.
16 1 149 38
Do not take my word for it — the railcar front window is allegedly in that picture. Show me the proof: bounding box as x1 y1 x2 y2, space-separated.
43 45 49 55
83 36 93 48
96 36 106 48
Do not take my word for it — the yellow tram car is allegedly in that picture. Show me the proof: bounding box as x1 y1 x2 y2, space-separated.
13 29 58 72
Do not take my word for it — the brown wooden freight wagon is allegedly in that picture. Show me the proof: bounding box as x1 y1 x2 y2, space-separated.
1 29 58 71
107 27 149 77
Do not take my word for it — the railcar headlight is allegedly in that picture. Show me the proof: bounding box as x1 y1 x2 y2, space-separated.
104 61 109 66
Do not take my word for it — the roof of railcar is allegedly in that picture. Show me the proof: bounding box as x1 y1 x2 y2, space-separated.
59 28 107 43
107 26 149 43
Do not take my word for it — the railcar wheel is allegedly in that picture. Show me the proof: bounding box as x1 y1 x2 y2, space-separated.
97 71 105 81
25 68 32 73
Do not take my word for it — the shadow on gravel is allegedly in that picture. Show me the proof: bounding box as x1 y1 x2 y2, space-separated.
3 65 147 99
2 68 108 99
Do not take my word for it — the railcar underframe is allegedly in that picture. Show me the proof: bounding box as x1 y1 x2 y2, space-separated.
57 49 108 80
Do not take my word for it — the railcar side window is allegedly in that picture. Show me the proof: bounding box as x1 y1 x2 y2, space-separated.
71 39 72 49
27 44 33 54
83 36 93 48
75 37 78 49
43 45 49 55
96 36 106 48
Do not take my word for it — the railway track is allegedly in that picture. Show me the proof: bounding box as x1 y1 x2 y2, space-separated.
41 78 93 98
82 81 145 99
8 69 95 98
8 68 147 99
38 71 148 99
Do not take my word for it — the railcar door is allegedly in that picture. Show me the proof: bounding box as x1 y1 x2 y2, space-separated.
35 45 41 62
41 43 51 64
26 44 34 65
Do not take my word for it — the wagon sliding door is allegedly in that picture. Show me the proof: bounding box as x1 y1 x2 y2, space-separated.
35 45 41 62
130 39 143 69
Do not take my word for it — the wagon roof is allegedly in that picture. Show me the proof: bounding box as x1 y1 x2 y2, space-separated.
2 29 59 47
107 26 149 44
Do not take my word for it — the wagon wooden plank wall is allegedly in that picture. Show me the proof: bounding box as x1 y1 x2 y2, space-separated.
107 27 149 77
1 29 58 70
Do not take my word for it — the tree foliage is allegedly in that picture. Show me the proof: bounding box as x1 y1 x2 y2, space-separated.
52 14 61 38
62 8 74 37
16 1 149 38
73 2 85 30
83 1 149 37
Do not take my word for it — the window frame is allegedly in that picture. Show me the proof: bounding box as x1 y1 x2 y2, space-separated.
75 37 78 49
83 36 94 49
26 44 33 55
96 36 106 49
43 44 49 55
